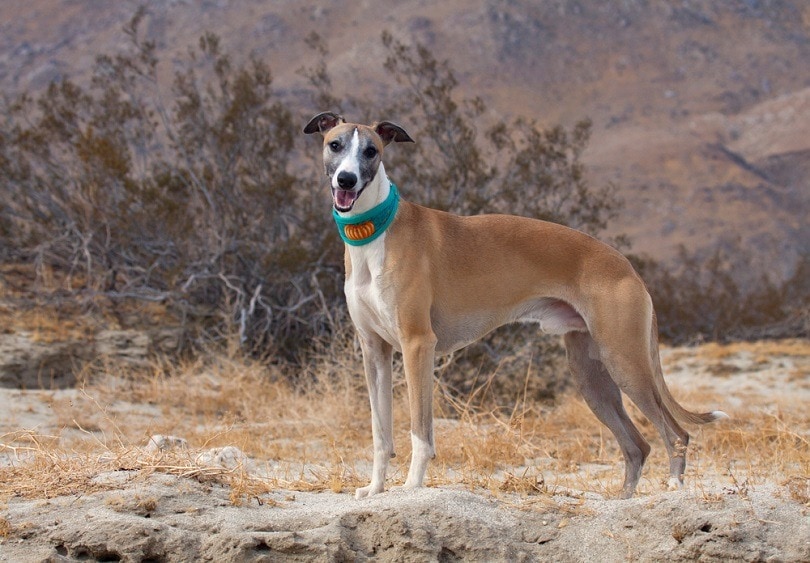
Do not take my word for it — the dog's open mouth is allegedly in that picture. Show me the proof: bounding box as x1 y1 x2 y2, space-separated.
333 188 360 212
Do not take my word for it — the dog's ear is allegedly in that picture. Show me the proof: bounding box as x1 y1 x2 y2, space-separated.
303 112 345 135
373 121 415 146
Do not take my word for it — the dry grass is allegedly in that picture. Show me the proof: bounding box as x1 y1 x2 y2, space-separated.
696 339 810 361
0 430 281 506
0 338 808 507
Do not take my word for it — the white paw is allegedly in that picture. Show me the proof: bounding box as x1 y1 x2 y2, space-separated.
401 479 424 490
355 483 384 500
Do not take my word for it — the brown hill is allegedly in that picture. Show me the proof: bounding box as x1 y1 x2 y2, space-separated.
1 0 808 282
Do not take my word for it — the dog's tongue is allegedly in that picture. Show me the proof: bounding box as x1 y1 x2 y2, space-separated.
334 189 358 210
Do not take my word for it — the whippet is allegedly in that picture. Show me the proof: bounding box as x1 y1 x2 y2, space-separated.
304 111 726 499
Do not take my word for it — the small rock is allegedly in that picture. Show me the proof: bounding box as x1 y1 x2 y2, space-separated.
196 446 251 470
145 435 189 453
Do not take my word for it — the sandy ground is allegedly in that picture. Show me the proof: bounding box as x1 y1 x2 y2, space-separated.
1 342 808 562
1 476 808 562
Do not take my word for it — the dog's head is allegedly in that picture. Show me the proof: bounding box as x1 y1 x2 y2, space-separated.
304 112 413 212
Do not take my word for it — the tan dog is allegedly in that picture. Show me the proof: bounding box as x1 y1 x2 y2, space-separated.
304 112 726 499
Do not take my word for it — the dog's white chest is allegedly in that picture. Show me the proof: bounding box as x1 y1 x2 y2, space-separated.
344 236 400 348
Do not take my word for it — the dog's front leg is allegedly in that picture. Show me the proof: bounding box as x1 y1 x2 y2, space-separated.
401 332 437 489
355 333 394 499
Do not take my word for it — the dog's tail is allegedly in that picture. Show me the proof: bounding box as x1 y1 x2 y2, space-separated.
650 312 729 425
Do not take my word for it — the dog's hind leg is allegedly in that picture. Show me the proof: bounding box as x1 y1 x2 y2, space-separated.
565 331 651 498
603 354 691 491
587 280 693 492
595 334 692 492
355 333 395 499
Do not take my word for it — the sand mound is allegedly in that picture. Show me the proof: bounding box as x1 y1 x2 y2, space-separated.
2 473 807 562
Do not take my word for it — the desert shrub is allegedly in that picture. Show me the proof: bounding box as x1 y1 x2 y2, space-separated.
0 11 342 361
633 248 808 344
375 32 624 239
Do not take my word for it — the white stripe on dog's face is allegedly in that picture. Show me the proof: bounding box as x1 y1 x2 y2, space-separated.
332 129 361 191
323 125 384 213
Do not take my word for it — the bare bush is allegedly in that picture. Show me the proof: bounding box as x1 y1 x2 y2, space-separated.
634 248 809 344
0 10 342 361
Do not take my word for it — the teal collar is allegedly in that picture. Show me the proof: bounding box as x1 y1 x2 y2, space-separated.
332 182 400 246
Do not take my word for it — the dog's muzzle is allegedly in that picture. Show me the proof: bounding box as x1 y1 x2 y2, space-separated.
333 171 361 211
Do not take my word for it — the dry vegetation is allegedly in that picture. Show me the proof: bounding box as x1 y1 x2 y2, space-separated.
1 338 807 509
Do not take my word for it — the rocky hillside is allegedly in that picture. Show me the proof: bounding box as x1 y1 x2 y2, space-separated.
1 0 808 281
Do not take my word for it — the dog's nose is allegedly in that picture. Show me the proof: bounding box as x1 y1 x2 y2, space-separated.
337 171 357 189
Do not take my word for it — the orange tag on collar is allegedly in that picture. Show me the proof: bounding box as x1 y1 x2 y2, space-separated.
344 221 376 241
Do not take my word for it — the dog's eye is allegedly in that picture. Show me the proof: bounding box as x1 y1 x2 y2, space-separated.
329 141 341 152
363 146 378 159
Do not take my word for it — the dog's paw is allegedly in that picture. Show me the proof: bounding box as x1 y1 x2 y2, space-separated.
355 483 384 500
400 479 425 491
